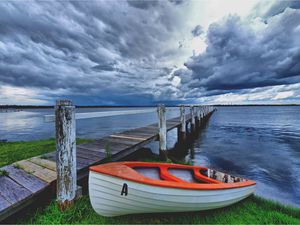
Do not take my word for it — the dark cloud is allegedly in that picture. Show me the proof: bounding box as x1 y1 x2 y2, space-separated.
263 1 300 18
127 0 159 9
177 8 300 93
191 25 203 37
168 0 185 6
0 1 188 104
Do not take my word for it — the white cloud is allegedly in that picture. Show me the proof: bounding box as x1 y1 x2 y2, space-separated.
273 91 294 100
0 85 49 105
194 83 300 105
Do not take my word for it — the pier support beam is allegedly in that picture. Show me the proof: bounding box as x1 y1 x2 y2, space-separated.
55 100 77 211
190 105 195 132
178 105 186 142
158 104 167 160
196 106 201 128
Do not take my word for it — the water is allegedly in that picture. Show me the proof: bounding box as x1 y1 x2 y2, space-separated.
0 107 179 141
183 106 300 207
0 106 299 207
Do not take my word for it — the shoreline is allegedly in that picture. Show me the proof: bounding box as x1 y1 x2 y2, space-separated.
0 104 300 110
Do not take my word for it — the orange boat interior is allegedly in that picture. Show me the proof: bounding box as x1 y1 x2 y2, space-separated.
90 162 256 190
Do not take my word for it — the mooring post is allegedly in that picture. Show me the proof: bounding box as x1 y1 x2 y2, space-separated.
178 105 186 142
196 105 201 128
158 104 167 160
55 100 77 211
190 105 195 131
185 105 189 133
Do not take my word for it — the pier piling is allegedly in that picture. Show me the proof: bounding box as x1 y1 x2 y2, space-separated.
190 105 195 132
178 105 186 142
55 100 77 211
158 104 167 160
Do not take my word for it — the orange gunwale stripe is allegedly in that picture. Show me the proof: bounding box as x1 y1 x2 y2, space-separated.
90 162 256 190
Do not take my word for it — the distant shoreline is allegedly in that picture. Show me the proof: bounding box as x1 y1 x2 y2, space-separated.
0 104 299 109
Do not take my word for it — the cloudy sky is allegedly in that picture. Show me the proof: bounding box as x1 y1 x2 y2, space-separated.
0 0 300 105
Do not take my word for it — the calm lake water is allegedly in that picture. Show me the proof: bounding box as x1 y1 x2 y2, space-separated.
0 106 299 207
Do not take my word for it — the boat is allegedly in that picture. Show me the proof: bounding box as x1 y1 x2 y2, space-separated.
89 162 256 217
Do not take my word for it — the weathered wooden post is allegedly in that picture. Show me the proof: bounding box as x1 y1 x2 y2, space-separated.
178 105 186 142
196 105 201 128
190 105 195 132
55 100 77 211
158 104 167 160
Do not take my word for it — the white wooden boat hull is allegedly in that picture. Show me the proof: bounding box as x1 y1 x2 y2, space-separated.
89 171 255 217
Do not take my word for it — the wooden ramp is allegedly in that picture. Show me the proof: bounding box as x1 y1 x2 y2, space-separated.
0 115 194 221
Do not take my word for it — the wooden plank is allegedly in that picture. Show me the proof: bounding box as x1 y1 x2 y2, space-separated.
109 135 147 142
2 165 48 193
41 152 93 172
0 176 31 205
77 144 106 153
167 121 180 125
103 136 139 146
167 124 180 130
79 140 131 153
16 160 56 183
41 152 56 162
0 194 10 212
76 155 99 166
167 118 181 123
146 123 158 128
121 130 155 138
77 147 106 160
144 124 158 128
29 157 56 171
111 135 158 161
131 126 158 133
129 130 157 136
76 161 89 171
167 122 181 126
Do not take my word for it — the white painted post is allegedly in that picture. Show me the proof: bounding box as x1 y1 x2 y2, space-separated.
190 105 195 131
158 104 167 154
180 105 186 133
178 105 186 141
55 100 77 211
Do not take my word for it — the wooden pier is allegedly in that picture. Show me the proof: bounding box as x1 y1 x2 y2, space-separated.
0 103 216 221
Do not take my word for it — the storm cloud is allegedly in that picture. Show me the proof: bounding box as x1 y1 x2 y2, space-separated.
0 1 194 105
178 6 300 95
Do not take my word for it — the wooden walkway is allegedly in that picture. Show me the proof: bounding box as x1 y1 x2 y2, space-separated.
0 115 200 221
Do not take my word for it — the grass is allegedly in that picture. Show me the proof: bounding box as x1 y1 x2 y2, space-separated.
0 138 92 167
21 195 300 224
104 143 112 160
0 169 9 176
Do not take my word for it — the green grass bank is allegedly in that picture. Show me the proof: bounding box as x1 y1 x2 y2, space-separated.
0 138 92 167
1 139 299 224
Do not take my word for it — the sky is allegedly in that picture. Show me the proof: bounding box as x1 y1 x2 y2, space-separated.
0 0 300 105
